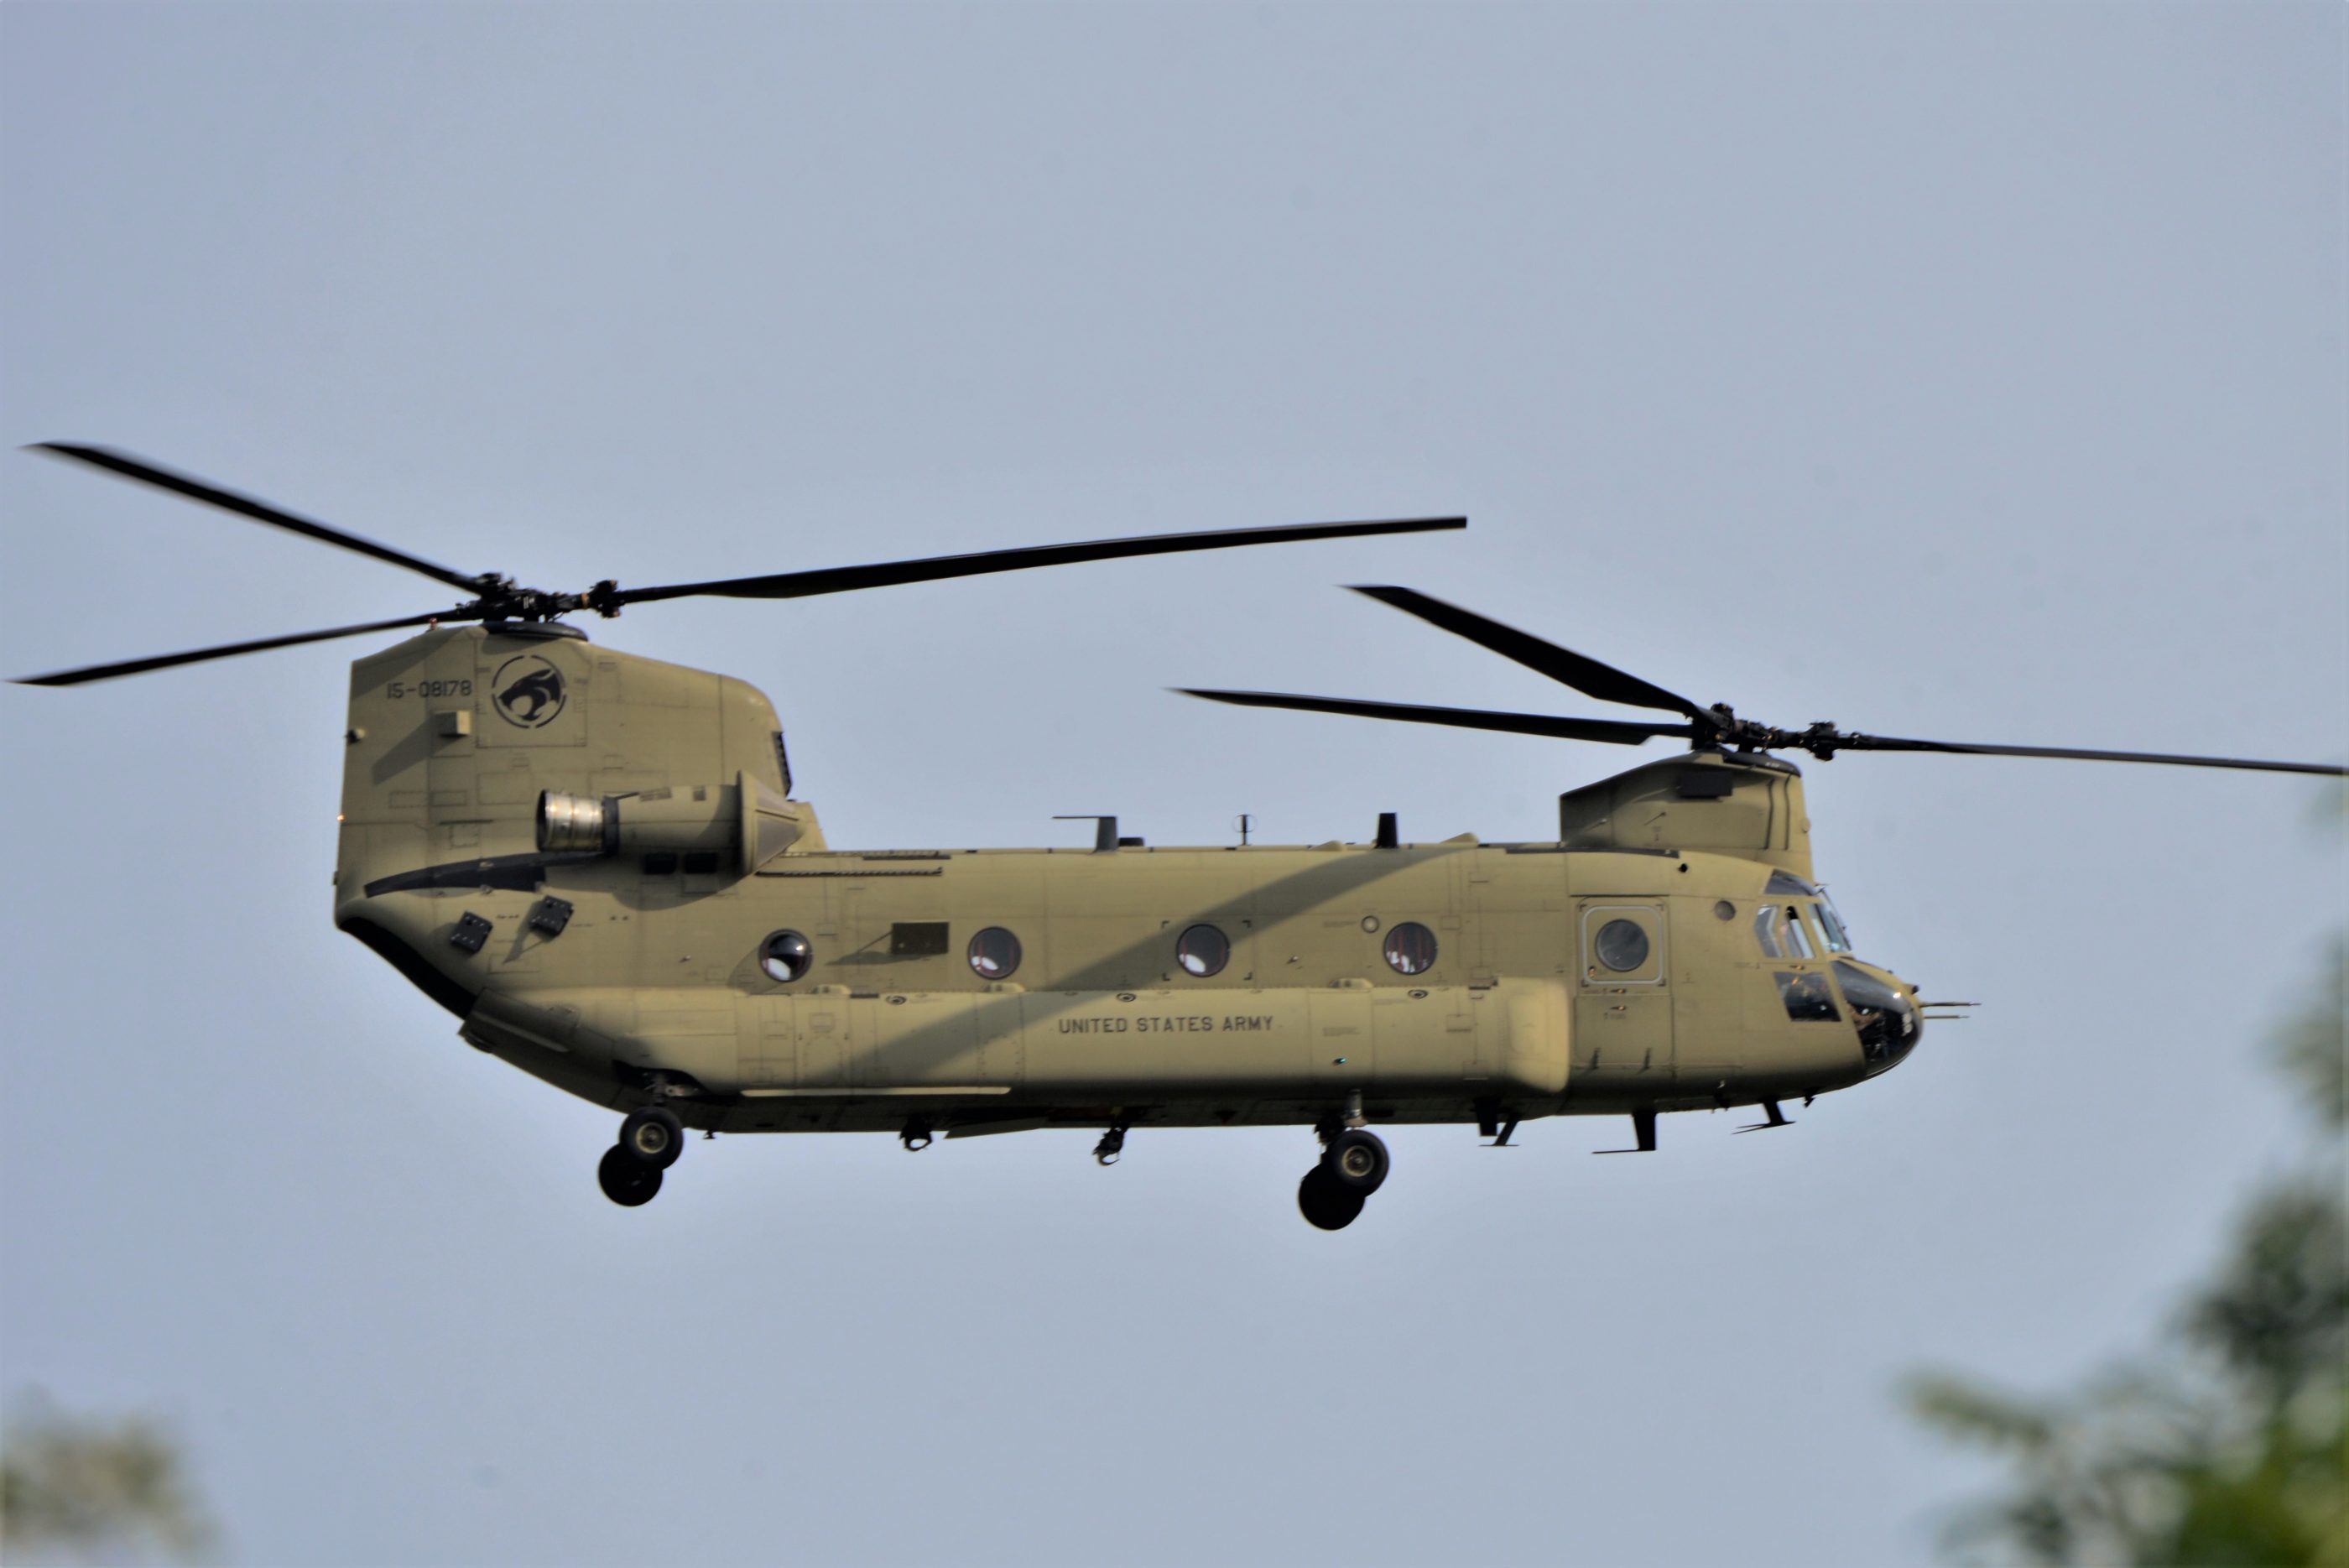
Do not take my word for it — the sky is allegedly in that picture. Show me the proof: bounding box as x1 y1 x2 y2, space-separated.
1 4 2342 1565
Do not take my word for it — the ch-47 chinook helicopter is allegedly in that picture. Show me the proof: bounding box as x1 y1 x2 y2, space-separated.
18 446 2344 1230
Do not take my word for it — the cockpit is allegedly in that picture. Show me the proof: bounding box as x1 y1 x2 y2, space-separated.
1751 869 1921 1074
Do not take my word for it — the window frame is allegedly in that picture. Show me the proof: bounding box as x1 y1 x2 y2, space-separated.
1580 904 1665 987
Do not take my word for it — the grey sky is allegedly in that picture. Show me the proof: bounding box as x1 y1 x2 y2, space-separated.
2 4 2341 1565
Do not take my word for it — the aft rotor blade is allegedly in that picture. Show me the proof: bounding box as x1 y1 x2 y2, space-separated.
1177 688 1695 745
1349 586 1708 720
604 517 1468 607
11 610 468 687
1834 732 2346 776
29 444 486 594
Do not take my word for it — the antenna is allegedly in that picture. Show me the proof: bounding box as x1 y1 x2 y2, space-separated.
1053 815 1120 852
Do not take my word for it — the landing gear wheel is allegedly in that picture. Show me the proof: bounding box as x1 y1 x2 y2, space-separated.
598 1144 664 1207
620 1106 685 1169
1323 1128 1389 1195
1298 1165 1367 1231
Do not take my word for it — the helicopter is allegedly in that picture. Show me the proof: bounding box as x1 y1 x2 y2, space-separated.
16 445 2343 1231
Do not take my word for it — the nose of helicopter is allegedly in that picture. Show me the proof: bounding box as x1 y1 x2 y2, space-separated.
1834 959 1924 1076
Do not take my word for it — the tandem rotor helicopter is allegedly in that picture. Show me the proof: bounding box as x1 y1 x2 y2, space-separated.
16 445 2344 1230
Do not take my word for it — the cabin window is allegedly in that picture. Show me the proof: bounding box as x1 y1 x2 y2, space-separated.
1776 971 1841 1021
1176 925 1229 978
1810 901 1853 953
681 851 721 876
1593 919 1650 972
641 852 680 875
759 930 814 984
968 926 1022 980
1383 921 1438 975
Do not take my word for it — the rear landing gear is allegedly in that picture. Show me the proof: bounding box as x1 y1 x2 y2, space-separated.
598 1144 663 1206
1298 1165 1367 1230
621 1106 685 1169
1325 1128 1389 1194
600 1105 686 1206
1297 1125 1389 1230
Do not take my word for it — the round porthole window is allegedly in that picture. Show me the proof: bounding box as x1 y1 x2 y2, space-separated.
967 926 1022 980
1383 921 1438 976
1594 919 1650 972
1176 925 1229 978
759 930 813 984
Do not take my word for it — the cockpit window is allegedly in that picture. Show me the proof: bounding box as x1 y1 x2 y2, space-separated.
1764 870 1818 898
1783 910 1815 959
1810 901 1853 953
1776 971 1841 1021
1756 904 1813 960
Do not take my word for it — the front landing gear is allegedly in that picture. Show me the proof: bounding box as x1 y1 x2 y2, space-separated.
1297 1125 1389 1230
599 1105 685 1207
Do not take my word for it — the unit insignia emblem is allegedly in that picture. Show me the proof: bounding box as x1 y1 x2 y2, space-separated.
492 654 567 729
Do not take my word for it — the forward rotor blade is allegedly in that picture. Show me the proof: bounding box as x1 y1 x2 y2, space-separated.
1349 586 1707 720
605 517 1467 608
11 610 468 687
29 444 486 594
1177 688 1695 746
1834 732 2346 776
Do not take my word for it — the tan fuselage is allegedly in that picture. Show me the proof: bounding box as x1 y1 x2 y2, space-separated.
336 626 1918 1138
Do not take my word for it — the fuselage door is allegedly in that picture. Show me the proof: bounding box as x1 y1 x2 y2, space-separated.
1573 901 1672 1083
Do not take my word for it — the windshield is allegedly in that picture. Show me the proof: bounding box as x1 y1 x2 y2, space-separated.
1757 873 1857 957
1836 960 1920 1069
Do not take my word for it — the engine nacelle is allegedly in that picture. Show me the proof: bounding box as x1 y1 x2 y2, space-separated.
537 770 805 876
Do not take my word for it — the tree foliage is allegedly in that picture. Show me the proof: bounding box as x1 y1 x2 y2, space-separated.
1908 816 2346 1566
0 1399 216 1564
